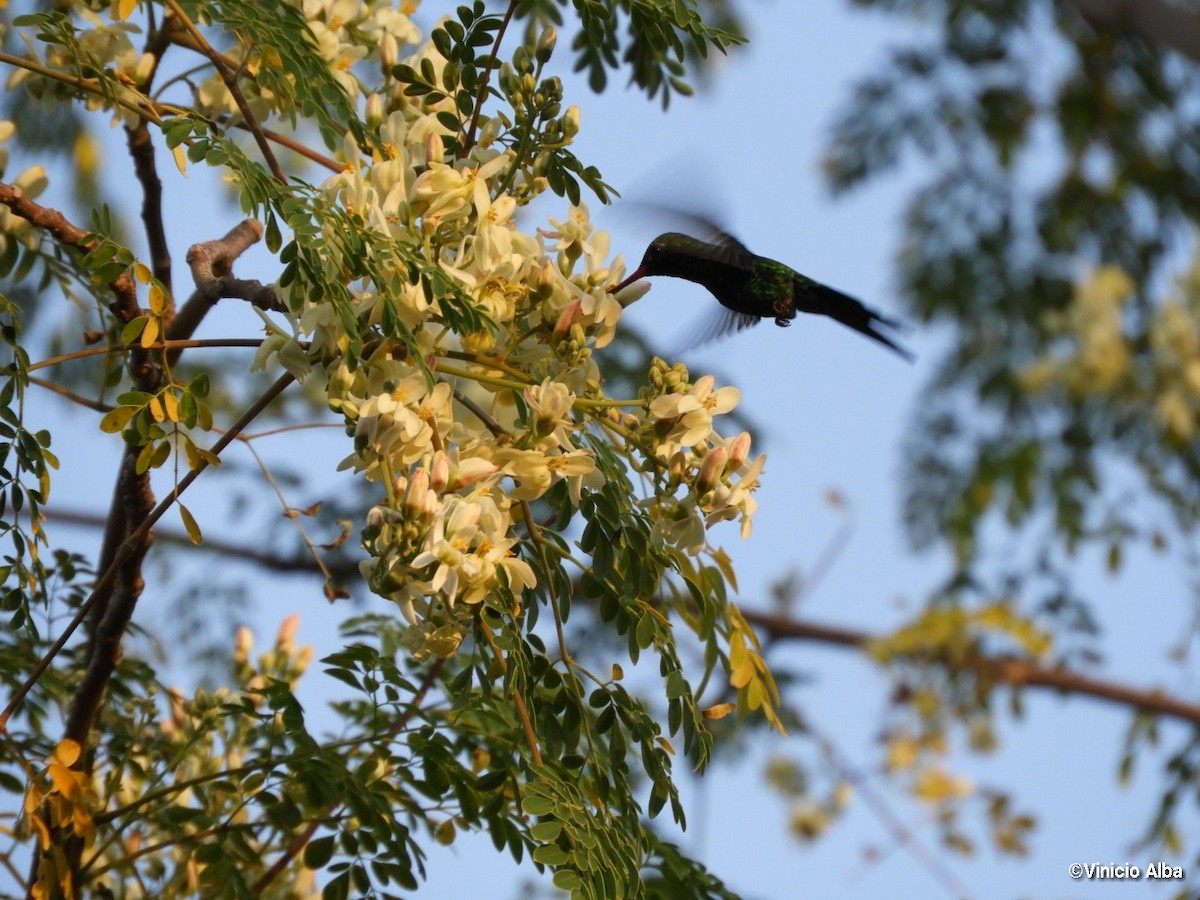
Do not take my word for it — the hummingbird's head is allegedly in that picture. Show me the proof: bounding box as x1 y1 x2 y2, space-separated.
637 233 691 275
609 233 699 296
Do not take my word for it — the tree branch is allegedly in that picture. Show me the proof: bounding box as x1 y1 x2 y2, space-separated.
166 219 285 363
0 374 295 734
162 2 285 182
1061 0 1200 63
127 122 172 302
68 504 1200 730
741 609 1200 725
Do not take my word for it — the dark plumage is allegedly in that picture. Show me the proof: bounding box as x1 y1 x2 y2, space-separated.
611 229 913 360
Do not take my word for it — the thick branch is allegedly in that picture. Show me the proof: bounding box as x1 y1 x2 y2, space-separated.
741 610 1200 725
1061 0 1200 63
127 123 172 302
62 453 155 746
167 219 284 363
0 182 136 307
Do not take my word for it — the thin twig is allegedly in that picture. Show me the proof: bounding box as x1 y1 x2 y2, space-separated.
28 376 113 414
0 374 296 732
740 611 1200 725
808 723 975 900
251 659 446 894
162 0 286 182
460 0 520 157
28 339 273 374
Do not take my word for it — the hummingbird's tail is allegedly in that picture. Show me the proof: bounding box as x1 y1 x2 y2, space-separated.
811 285 915 362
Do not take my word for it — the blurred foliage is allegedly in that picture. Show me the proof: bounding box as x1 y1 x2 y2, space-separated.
820 0 1200 885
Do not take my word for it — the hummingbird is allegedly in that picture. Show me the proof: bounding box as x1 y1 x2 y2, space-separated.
611 228 913 360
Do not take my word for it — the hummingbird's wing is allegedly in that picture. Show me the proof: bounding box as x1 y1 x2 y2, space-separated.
623 202 758 268
684 306 761 347
669 306 760 357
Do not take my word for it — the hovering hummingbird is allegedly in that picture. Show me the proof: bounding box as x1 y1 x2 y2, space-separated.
611 228 913 360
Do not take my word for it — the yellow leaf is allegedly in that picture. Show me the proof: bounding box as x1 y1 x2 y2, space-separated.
434 819 456 845
709 546 738 593
134 262 151 284
116 0 137 21
745 677 764 711
51 740 81 767
655 736 676 754
98 406 136 434
161 390 179 422
135 441 156 475
140 315 159 349
178 503 203 545
148 282 165 314
914 767 972 804
885 736 919 771
611 663 624 682
24 785 43 815
48 764 81 799
172 144 187 177
701 703 735 721
184 438 200 470
147 395 164 422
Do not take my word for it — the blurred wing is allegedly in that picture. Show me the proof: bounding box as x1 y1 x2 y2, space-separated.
624 201 758 269
671 306 761 355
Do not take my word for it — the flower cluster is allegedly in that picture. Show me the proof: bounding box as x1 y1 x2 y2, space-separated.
632 360 765 553
273 57 765 649
8 0 766 660
1020 262 1200 441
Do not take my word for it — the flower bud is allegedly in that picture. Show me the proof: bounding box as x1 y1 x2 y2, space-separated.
406 468 430 512
561 105 580 140
430 451 449 492
277 613 300 650
728 431 752 471
425 131 445 167
364 505 385 540
366 93 384 129
535 26 557 64
697 446 728 495
234 626 253 663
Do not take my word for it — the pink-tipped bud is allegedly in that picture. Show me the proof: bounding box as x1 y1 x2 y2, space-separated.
425 132 445 167
430 451 449 492
697 446 728 495
728 432 752 471
234 626 253 662
422 491 439 523
554 298 583 335
277 613 300 649
406 468 429 512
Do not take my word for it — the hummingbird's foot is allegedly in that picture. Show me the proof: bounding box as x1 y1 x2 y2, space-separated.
774 316 791 327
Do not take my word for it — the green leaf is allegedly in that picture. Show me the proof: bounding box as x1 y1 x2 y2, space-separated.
521 794 554 817
305 835 336 869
